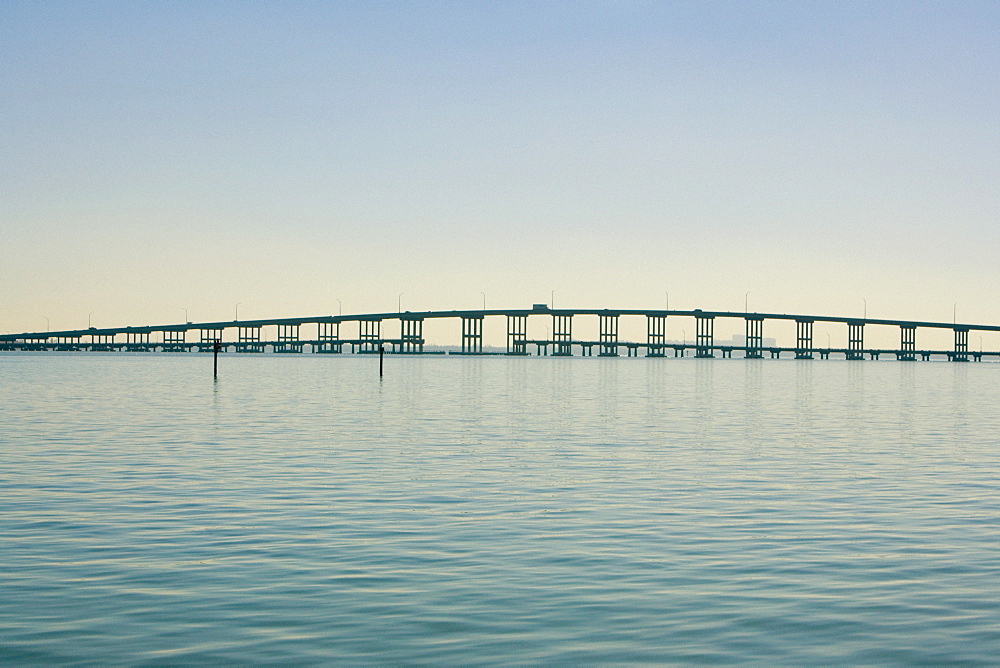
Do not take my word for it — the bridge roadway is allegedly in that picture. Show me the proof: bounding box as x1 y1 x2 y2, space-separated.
3 306 999 361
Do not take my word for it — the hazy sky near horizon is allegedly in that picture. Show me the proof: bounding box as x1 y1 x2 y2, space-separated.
2 1 999 337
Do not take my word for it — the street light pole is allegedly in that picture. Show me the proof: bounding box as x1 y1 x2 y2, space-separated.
862 298 867 320
481 292 486 311
954 302 958 324
44 316 50 332
183 308 188 323
235 303 241 322
336 299 342 316
745 292 750 313
398 293 404 313
88 312 94 328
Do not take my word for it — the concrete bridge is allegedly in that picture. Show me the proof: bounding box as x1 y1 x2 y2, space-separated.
3 305 998 362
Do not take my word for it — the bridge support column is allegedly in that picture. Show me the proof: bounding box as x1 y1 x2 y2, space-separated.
506 315 527 355
163 330 187 352
400 317 424 353
795 319 814 359
126 331 151 352
695 314 714 358
90 334 116 351
199 328 224 352
462 316 483 354
899 325 916 361
599 313 619 356
847 321 864 360
24 337 48 351
953 327 969 362
745 316 763 358
53 336 83 351
238 326 263 353
316 322 342 353
646 315 667 356
276 324 302 353
360 319 381 353
552 314 573 355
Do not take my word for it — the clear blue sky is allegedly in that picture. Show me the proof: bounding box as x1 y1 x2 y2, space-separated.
2 1 998 344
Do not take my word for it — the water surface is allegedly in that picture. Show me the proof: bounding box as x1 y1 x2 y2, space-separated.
2 354 999 664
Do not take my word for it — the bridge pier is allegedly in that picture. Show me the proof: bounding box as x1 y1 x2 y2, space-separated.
52 335 82 351
90 333 116 351
646 315 667 357
953 327 969 362
461 316 483 354
276 324 302 353
126 331 151 351
400 316 424 353
236 326 263 353
847 321 864 360
795 319 814 359
695 313 714 358
552 314 573 356
316 322 342 353
745 316 763 358
23 337 48 351
200 328 224 352
506 315 527 355
359 319 381 353
163 330 187 352
899 325 916 361
599 312 619 356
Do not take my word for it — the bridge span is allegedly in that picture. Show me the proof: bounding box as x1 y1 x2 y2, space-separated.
3 305 999 361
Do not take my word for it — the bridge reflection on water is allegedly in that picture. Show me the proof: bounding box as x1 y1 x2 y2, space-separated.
3 305 998 362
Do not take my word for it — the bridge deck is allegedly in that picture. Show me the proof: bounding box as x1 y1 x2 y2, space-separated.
2 307 997 362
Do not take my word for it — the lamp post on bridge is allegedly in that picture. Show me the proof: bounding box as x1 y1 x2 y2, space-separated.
235 303 241 322
862 298 867 320
954 302 958 324
398 293 404 313
88 312 94 328
481 292 486 311
44 317 49 332
182 308 188 324
336 299 342 316
745 292 750 313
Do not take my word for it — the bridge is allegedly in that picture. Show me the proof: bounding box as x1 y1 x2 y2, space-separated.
2 305 998 362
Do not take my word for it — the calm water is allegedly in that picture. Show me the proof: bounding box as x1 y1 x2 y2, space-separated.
2 353 999 664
